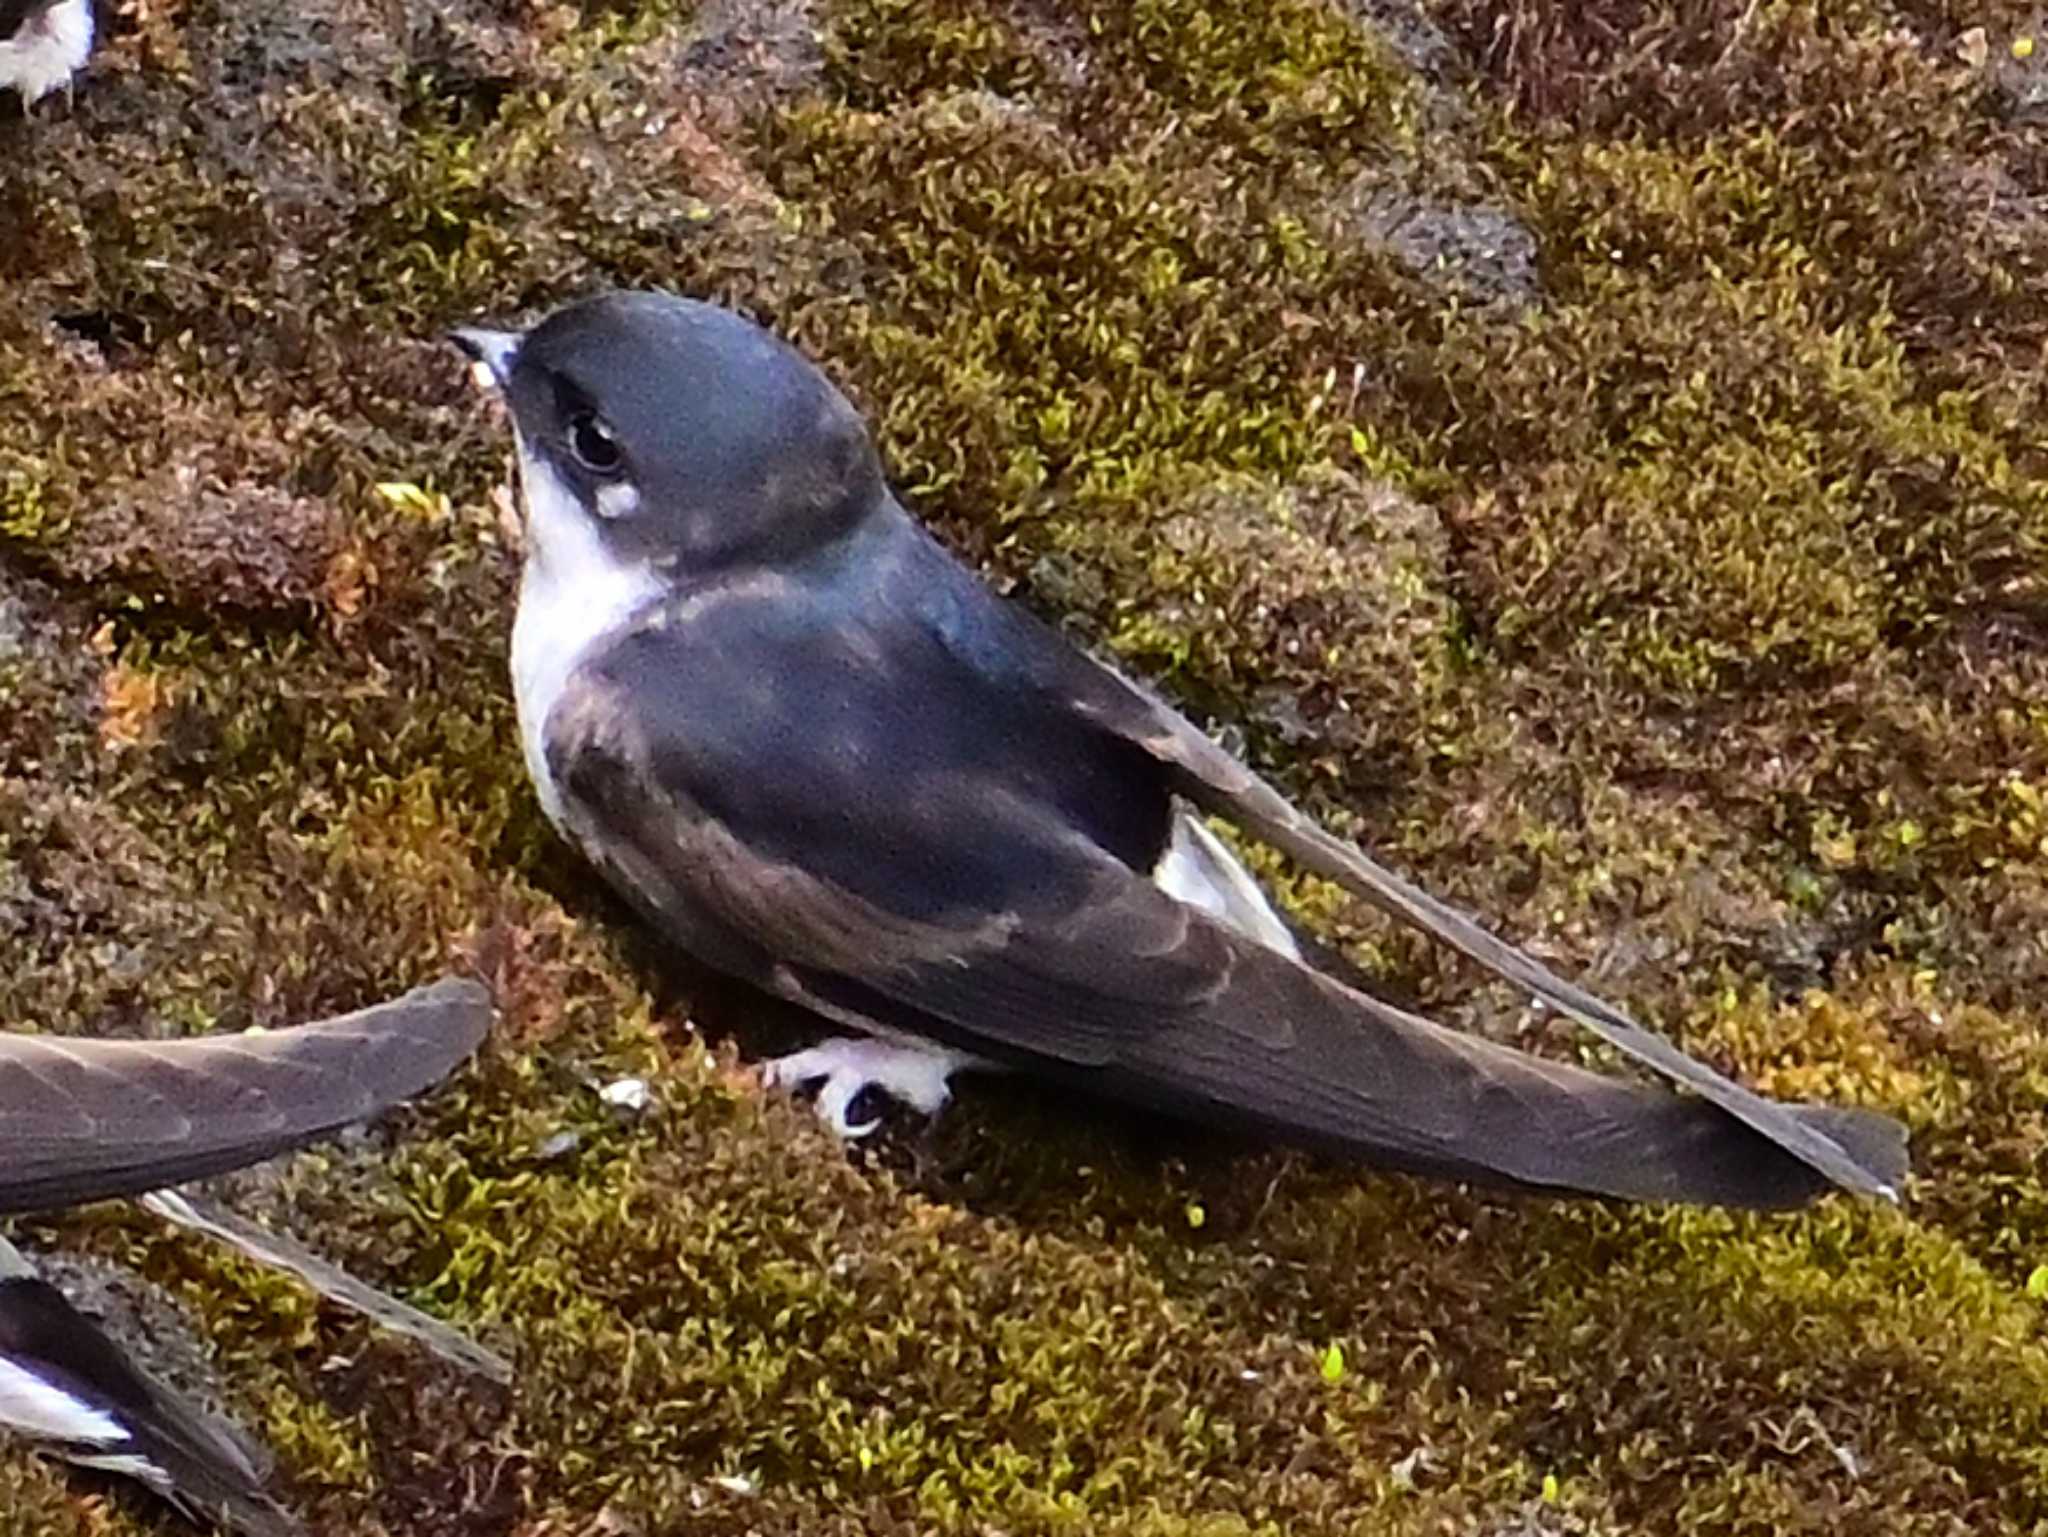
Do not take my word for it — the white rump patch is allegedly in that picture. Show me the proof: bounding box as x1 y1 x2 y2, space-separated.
0 1355 125 1447
1153 810 1302 958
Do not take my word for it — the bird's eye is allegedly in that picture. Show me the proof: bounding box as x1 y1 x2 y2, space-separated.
566 412 623 476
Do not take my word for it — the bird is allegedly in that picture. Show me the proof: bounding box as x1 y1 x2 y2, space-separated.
0 977 493 1533
0 0 92 107
451 290 1909 1210
0 1236 299 1536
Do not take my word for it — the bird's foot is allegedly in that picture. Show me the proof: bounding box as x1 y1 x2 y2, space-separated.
760 1036 970 1138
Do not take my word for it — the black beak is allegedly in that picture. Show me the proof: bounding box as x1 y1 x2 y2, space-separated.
447 326 523 390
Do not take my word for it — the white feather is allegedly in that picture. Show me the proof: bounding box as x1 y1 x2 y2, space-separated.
508 439 664 826
1154 811 1302 958
0 0 92 105
67 1449 167 1487
0 1355 125 1446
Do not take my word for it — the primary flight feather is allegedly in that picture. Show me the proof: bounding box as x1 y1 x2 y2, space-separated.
0 976 493 1216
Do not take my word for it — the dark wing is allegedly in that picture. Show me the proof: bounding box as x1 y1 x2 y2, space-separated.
0 1267 300 1536
0 977 492 1215
908 532 1910 1199
547 560 1893 1207
1049 644 1909 1197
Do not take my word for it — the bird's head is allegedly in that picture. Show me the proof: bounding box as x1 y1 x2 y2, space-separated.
451 291 885 579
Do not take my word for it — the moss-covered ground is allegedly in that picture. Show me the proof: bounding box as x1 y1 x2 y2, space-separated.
2 0 2046 1531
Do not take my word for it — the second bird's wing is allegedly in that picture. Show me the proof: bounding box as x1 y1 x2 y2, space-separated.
0 977 493 1215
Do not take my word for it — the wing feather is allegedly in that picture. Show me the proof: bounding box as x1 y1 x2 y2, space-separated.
893 538 1906 1197
1057 667 1909 1197
0 978 493 1215
0 1253 300 1535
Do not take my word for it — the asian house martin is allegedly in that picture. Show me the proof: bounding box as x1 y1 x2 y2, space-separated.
453 291 1908 1210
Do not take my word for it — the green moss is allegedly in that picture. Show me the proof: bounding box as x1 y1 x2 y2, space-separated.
1518 1210 2048 1529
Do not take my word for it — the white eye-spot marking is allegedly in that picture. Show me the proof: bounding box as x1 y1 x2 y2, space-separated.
595 481 641 520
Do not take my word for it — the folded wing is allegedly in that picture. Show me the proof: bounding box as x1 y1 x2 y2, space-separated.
0 1244 301 1536
1056 655 1908 1197
875 539 1907 1199
550 583 1902 1207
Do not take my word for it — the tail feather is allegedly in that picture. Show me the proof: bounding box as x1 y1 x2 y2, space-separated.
1133 709 1908 1200
1096 929 1907 1209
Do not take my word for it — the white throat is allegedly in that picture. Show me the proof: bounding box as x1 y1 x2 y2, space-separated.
0 0 93 104
509 441 665 826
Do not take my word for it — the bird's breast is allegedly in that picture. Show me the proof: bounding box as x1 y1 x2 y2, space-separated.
508 449 665 827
